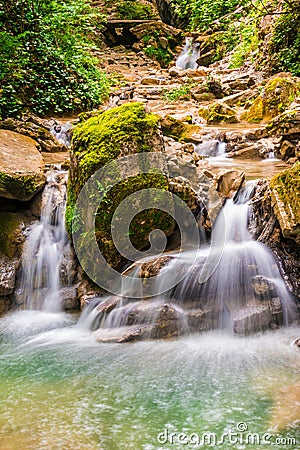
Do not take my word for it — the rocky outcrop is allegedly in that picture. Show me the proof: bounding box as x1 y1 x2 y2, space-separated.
154 0 188 29
250 175 300 299
244 76 299 123
0 130 45 201
0 210 34 314
0 115 67 153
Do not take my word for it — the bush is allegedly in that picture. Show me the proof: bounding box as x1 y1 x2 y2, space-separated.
0 0 112 119
116 1 154 20
268 5 300 76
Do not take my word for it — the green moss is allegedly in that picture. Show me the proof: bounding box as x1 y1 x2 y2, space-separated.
0 171 43 201
0 212 23 257
245 77 299 123
70 102 159 195
160 116 201 142
270 162 300 224
94 173 174 268
199 102 238 124
66 102 176 269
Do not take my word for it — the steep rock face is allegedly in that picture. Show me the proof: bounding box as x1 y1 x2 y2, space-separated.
0 211 34 314
250 176 300 299
0 115 67 153
154 0 188 29
0 130 45 201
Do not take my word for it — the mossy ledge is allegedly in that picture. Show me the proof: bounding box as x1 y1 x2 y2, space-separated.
270 162 300 242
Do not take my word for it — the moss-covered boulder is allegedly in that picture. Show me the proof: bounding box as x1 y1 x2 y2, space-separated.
270 162 300 243
0 130 45 201
199 101 238 125
160 116 202 142
244 76 299 123
67 102 176 270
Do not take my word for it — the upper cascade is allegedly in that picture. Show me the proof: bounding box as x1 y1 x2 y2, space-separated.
176 37 200 70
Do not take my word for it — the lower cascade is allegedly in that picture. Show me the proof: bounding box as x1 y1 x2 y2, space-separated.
16 168 71 312
80 182 299 342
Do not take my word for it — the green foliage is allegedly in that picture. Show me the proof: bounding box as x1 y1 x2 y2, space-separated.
143 44 173 68
0 0 111 119
116 1 154 20
268 4 300 76
229 23 259 68
163 84 192 102
174 0 248 31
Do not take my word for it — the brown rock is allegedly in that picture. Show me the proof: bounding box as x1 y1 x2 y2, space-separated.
0 130 45 201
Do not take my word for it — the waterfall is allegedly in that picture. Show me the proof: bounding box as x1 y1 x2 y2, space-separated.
176 37 200 70
195 140 227 158
19 168 68 312
50 121 72 147
80 181 298 339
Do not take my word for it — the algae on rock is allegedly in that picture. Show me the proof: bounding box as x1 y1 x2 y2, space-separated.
244 76 299 123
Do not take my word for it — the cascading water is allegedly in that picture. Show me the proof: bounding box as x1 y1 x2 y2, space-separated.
176 37 200 70
50 121 72 147
195 140 227 158
81 181 298 339
19 168 69 312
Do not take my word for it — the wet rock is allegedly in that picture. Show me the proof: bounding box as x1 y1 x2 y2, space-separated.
199 101 238 125
280 140 296 160
244 76 299 123
250 179 300 299
213 169 245 198
77 278 105 308
60 285 80 310
232 303 273 334
226 145 264 160
0 130 45 201
141 77 161 85
0 253 19 296
251 275 276 299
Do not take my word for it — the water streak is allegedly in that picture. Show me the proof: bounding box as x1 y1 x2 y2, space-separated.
20 168 68 312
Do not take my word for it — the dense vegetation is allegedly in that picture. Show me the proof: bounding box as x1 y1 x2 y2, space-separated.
173 0 300 75
0 0 111 119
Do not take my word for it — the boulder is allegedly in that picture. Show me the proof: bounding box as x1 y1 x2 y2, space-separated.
67 102 176 270
232 303 274 334
250 179 300 299
0 253 19 296
0 116 67 152
280 140 296 160
199 101 238 124
0 130 45 201
244 76 299 123
213 169 245 198
0 210 34 314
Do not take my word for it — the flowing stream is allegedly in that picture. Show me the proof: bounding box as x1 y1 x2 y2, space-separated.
1 161 300 448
